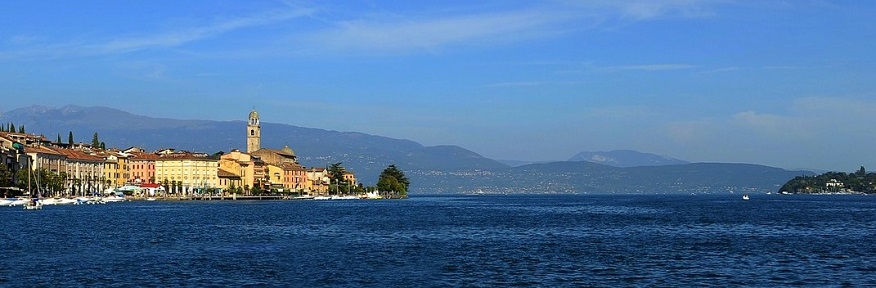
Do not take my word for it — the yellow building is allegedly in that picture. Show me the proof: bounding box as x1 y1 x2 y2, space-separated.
102 152 130 188
154 153 218 195
306 167 329 194
219 149 257 192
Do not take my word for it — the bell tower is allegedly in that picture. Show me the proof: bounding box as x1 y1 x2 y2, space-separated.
247 109 261 153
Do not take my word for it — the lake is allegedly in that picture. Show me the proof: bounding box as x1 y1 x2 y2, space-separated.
2 194 875 286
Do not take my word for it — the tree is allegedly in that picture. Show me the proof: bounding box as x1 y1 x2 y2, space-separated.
377 164 409 197
327 162 347 194
100 142 106 150
57 134 62 144
857 166 866 177
92 132 100 148
68 131 74 145
18 125 24 133
0 165 13 187
9 123 15 133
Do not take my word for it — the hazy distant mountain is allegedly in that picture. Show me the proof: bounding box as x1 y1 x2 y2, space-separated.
497 159 554 167
0 105 508 185
414 161 815 194
568 150 689 167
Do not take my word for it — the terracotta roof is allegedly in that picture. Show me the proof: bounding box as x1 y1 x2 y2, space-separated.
281 163 306 171
129 152 160 160
155 153 216 161
218 168 241 178
56 148 103 162
26 145 64 156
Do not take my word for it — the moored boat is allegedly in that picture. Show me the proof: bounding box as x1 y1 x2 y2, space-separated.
24 198 42 210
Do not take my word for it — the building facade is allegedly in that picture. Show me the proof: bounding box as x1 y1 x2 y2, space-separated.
57 148 104 196
129 152 157 184
154 154 219 195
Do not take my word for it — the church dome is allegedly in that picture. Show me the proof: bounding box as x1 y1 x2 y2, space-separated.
249 109 259 119
282 145 295 156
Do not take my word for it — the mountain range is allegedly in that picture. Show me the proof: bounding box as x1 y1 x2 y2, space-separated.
568 150 689 167
1 105 815 194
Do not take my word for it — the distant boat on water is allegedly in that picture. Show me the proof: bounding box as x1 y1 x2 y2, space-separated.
742 194 750 201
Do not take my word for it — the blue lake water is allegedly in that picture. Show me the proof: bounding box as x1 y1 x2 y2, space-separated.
2 194 875 287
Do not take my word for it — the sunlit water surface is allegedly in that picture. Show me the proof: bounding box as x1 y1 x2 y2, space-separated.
2 194 875 286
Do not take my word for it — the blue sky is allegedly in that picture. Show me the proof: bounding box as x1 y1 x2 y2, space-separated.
2 1 875 171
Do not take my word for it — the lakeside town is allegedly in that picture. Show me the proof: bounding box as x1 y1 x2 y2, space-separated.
0 109 409 204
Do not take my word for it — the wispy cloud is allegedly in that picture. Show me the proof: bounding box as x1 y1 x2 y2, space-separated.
306 9 576 54
0 6 315 61
94 8 315 54
484 81 550 88
1 1 734 60
601 64 700 72
9 35 39 45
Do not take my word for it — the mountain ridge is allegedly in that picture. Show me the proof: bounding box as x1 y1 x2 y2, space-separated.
568 149 689 167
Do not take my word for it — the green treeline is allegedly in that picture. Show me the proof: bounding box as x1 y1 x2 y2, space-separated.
780 166 876 194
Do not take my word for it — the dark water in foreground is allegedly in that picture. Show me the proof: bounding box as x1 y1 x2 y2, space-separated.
2 194 876 287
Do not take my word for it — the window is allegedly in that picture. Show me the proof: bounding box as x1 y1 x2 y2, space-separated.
250 130 255 136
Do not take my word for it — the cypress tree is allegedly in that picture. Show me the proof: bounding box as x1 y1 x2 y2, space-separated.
68 131 74 145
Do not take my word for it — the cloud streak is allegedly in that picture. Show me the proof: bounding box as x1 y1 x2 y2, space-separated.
306 9 576 54
94 8 315 54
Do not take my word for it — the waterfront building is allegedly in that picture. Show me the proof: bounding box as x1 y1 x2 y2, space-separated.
0 134 25 189
282 163 309 192
0 132 51 147
56 148 104 195
102 152 130 188
217 167 243 192
266 164 284 191
306 167 330 194
129 152 158 184
26 145 66 174
154 153 219 195
343 171 358 188
252 146 308 193
219 149 256 192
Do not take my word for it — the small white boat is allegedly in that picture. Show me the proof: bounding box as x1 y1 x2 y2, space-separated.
0 199 12 206
103 196 126 203
742 194 750 201
145 197 157 201
57 198 78 205
23 199 42 210
9 198 29 206
313 196 331 200
87 198 107 205
41 198 61 205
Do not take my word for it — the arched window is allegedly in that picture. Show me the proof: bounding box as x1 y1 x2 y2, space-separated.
250 129 255 136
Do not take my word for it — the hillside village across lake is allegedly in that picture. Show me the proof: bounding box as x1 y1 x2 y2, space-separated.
0 110 409 200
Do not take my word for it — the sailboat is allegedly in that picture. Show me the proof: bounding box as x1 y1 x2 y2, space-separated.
24 160 43 210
